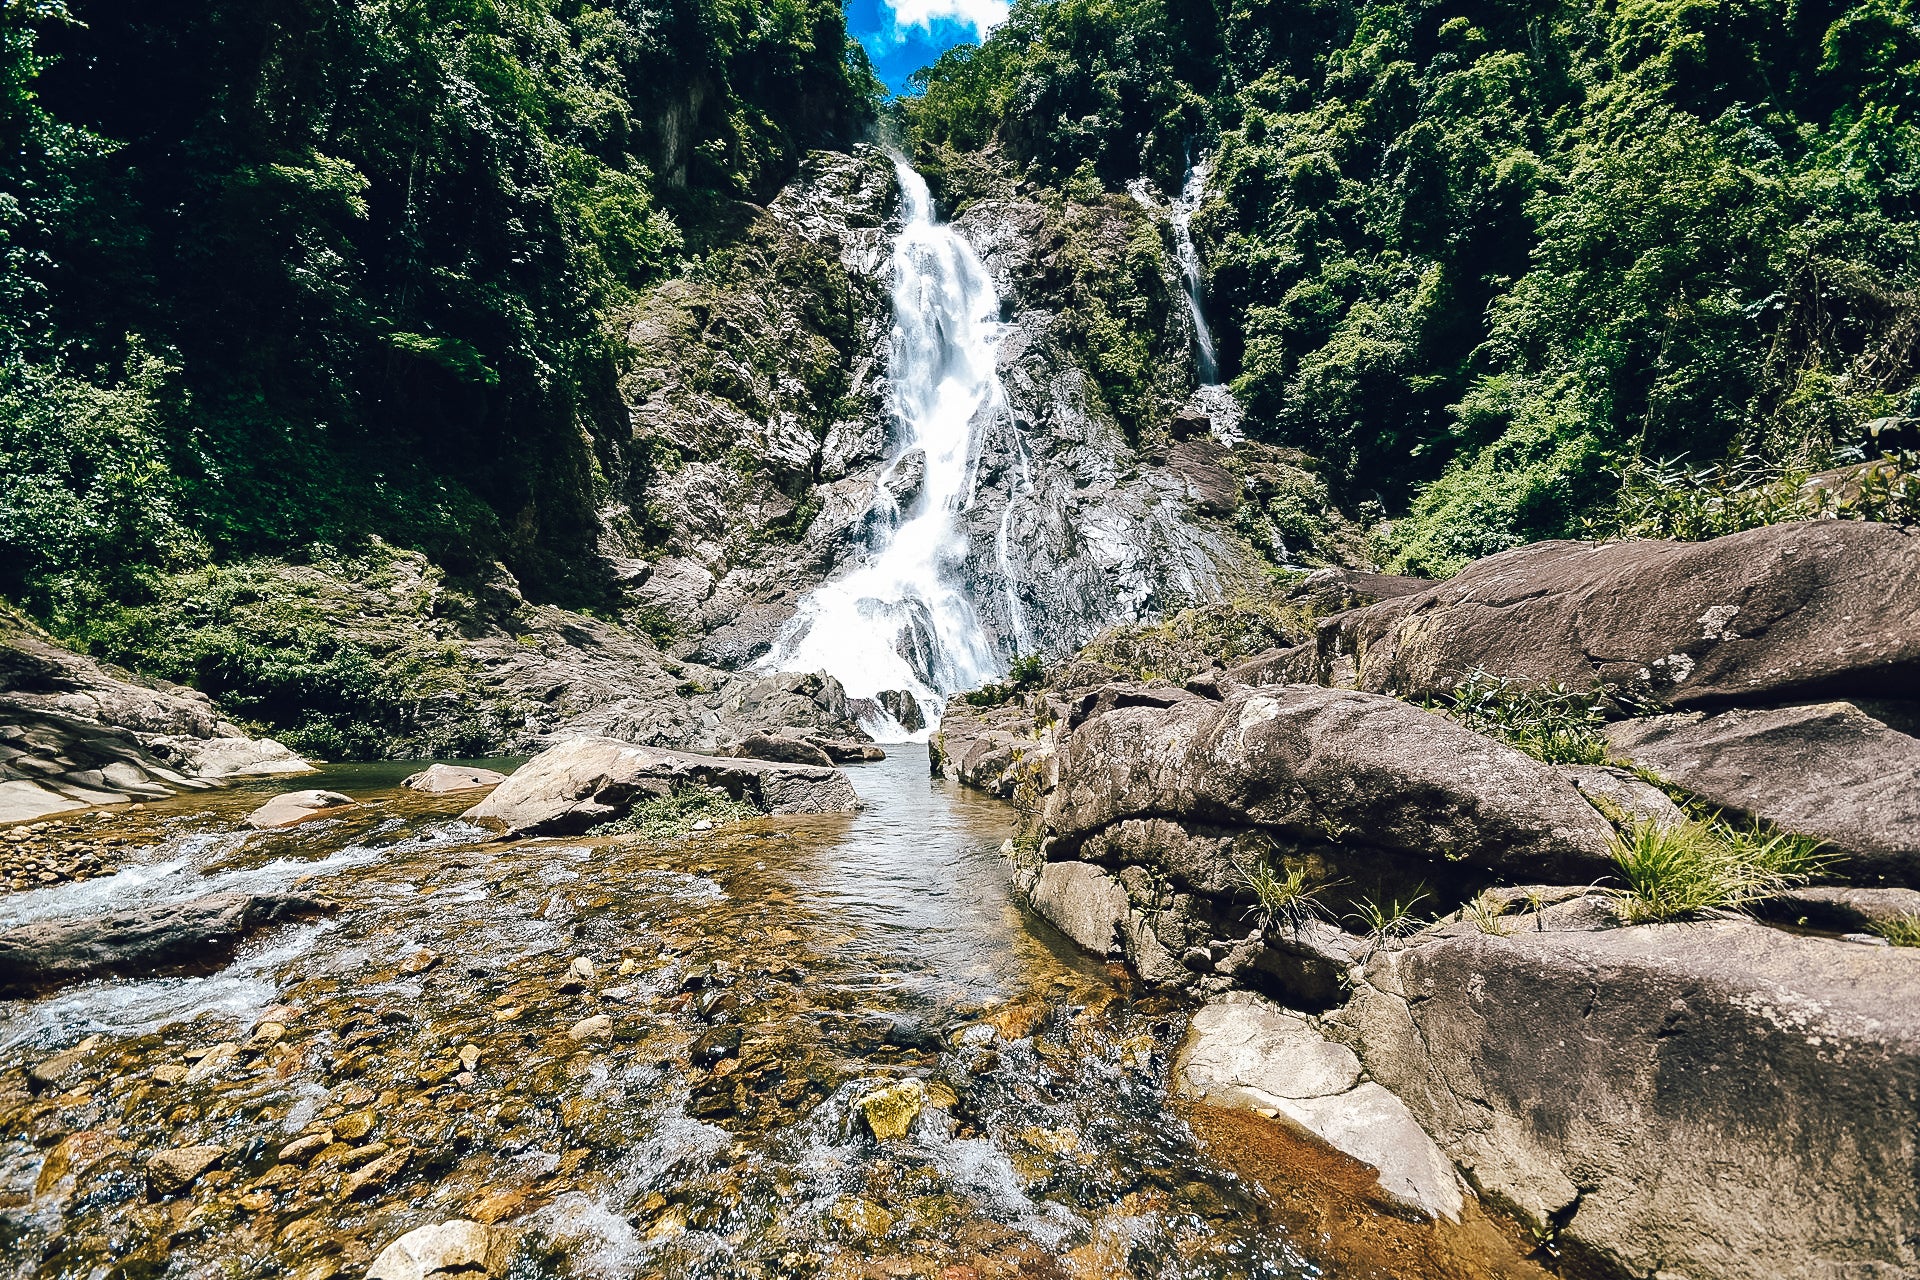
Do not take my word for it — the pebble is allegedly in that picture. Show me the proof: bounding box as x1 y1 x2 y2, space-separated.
146 1144 225 1198
567 1015 612 1043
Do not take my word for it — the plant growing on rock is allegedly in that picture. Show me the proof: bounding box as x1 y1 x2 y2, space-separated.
1233 857 1334 931
1348 888 1432 956
588 786 760 842
1611 816 1829 924
1871 913 1920 948
1464 890 1519 937
1441 670 1610 766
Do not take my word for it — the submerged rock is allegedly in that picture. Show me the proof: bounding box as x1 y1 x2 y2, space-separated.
1329 916 1920 1279
247 788 359 829
1176 994 1464 1221
855 1078 926 1141
401 763 509 793
145 1145 224 1198
0 890 335 994
464 736 860 838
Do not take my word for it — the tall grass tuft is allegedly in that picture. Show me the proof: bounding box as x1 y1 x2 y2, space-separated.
1348 887 1432 953
1234 857 1333 930
1611 816 1828 923
1871 913 1920 948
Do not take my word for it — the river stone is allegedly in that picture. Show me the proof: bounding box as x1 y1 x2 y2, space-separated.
1029 861 1127 957
366 1219 512 1280
0 891 336 994
1048 683 1616 879
727 732 834 767
1175 993 1463 1221
246 789 358 829
1607 702 1920 884
0 779 86 824
401 763 508 793
465 735 860 838
1318 520 1920 708
146 1145 224 1198
1329 916 1920 1278
856 1078 926 1141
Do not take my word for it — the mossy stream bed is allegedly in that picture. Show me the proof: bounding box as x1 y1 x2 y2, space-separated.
0 750 1545 1279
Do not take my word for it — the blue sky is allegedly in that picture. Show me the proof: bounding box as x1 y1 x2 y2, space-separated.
847 0 1006 95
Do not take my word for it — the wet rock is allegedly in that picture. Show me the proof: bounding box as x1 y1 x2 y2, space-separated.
1329 916 1920 1278
146 1144 224 1198
27 1035 101 1092
856 1078 926 1141
828 1196 894 1242
876 690 925 733
727 733 834 767
1176 994 1462 1221
691 1025 741 1068
807 737 886 763
246 789 359 830
0 891 336 994
567 1014 612 1042
341 1147 408 1198
1608 702 1920 884
401 763 509 793
365 1219 512 1280
184 1042 239 1084
1318 520 1920 708
278 1132 332 1164
463 736 860 838
0 779 89 824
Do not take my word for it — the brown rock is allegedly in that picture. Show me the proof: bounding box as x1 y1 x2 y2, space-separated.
146 1144 224 1198
246 789 358 830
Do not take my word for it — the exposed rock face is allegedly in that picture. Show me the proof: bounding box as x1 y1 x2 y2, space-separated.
1318 520 1920 707
1329 918 1920 1280
1027 860 1127 957
246 790 359 830
401 763 509 793
876 689 924 733
1176 994 1465 1222
0 605 312 820
1049 683 1616 880
727 732 835 767
1608 702 1920 884
464 736 860 838
0 891 335 994
1554 764 1688 831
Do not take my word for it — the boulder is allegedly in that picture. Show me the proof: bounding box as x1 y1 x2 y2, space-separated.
1175 994 1464 1221
463 736 860 838
246 789 359 830
148 734 313 780
1028 861 1127 957
807 738 886 763
1329 917 1920 1279
876 689 925 733
0 891 336 994
1284 566 1429 615
401 763 509 793
146 1145 224 1198
366 1220 513 1280
727 732 834 768
1048 683 1617 881
1607 702 1920 884
1319 520 1920 708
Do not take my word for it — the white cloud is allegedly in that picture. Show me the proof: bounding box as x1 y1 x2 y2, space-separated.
885 0 1009 37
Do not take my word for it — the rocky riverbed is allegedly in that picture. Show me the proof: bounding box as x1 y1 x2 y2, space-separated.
0 752 1552 1280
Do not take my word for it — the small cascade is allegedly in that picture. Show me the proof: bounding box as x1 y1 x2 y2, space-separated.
1169 155 1220 384
758 159 1013 735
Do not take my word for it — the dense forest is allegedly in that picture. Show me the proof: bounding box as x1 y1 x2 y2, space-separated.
0 0 878 632
905 0 1920 572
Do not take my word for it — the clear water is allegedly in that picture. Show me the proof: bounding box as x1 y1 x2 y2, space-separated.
757 162 1012 737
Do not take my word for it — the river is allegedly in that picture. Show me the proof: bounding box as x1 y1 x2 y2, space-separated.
0 752 1546 1280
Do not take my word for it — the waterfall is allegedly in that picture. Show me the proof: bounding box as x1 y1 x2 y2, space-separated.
1170 155 1220 385
757 159 1010 736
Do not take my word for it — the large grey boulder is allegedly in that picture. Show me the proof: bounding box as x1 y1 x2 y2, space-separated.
0 891 335 994
1608 702 1920 885
464 736 861 838
1048 683 1616 880
401 763 509 793
1175 994 1465 1221
1320 520 1920 707
1028 860 1128 957
1328 917 1920 1280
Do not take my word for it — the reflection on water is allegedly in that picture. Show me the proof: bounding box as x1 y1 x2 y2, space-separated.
0 747 1540 1280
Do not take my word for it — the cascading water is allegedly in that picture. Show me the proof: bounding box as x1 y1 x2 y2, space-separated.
758 159 1011 735
1170 155 1221 385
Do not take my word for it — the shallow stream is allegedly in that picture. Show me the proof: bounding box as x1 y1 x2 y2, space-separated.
0 751 1546 1280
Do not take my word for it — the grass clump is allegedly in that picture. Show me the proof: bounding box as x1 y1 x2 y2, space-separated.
1347 887 1432 954
1440 669 1610 766
1464 890 1519 937
964 653 1048 708
1233 857 1334 931
589 786 760 842
1870 913 1920 948
1611 817 1829 924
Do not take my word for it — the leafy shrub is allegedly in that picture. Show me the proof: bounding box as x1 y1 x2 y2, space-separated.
589 786 760 841
1611 817 1829 924
1439 670 1610 766
1600 447 1920 542
964 653 1049 707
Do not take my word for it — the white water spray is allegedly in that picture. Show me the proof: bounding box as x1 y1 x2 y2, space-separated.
758 159 1012 734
